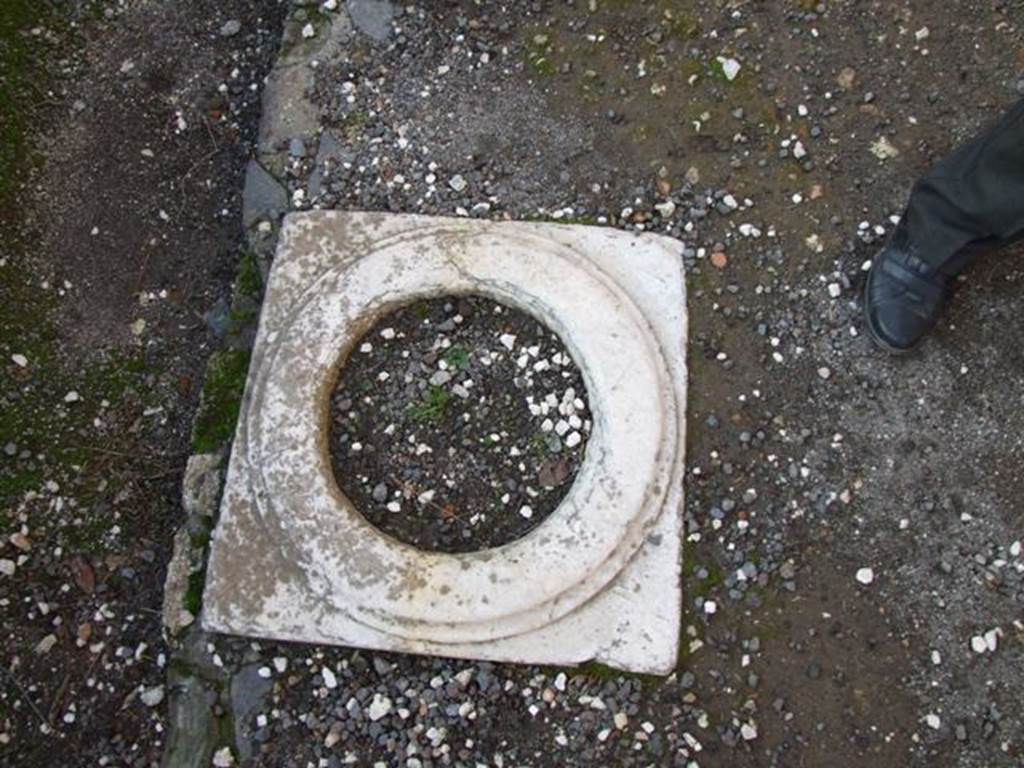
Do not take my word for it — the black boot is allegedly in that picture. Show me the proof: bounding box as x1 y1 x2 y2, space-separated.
864 98 1024 353
864 222 951 354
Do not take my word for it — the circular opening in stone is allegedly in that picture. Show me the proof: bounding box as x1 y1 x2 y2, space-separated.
328 295 592 554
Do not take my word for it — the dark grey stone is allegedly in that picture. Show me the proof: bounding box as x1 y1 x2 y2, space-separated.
242 160 288 230
231 664 274 763
347 0 395 42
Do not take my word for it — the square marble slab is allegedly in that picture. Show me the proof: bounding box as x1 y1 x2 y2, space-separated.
203 212 687 674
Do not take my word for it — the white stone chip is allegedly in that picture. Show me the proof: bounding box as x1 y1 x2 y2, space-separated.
984 628 1000 652
212 747 235 767
870 136 900 160
140 685 165 707
322 666 338 689
368 694 393 722
11 354 27 368
718 57 741 81
855 567 874 585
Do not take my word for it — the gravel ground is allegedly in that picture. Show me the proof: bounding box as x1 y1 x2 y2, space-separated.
2 0 1023 767
329 295 590 553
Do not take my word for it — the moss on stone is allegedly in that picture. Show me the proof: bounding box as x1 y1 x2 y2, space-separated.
191 350 252 453
236 251 262 297
576 661 665 688
184 566 206 615
228 305 259 333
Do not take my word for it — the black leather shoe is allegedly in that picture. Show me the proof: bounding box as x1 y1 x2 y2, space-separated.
864 223 951 354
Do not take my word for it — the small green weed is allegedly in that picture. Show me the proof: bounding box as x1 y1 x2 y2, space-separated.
443 345 470 370
408 385 451 424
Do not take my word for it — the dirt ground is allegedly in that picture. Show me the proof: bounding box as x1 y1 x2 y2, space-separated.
1 0 284 764
2 1 1023 767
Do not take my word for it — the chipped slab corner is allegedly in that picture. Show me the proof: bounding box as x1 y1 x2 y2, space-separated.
203 212 688 675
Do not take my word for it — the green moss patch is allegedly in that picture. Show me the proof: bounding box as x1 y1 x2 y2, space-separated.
0 266 154 528
184 566 206 615
576 661 665 688
235 251 263 297
0 0 49 204
523 28 558 77
191 350 251 453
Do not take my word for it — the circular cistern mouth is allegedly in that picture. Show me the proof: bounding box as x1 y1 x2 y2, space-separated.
326 293 593 554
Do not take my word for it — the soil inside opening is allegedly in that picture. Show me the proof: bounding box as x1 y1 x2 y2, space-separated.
328 295 592 553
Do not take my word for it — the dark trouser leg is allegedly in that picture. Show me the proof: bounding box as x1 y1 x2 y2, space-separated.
905 98 1024 275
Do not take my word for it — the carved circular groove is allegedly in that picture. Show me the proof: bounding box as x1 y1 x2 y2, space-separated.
245 222 679 644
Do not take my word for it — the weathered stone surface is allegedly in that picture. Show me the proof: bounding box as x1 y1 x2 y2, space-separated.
162 632 229 768
277 11 352 70
256 65 320 159
204 212 687 674
182 453 224 518
230 664 273 763
162 527 195 636
241 160 288 231
256 8 353 172
346 0 394 42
